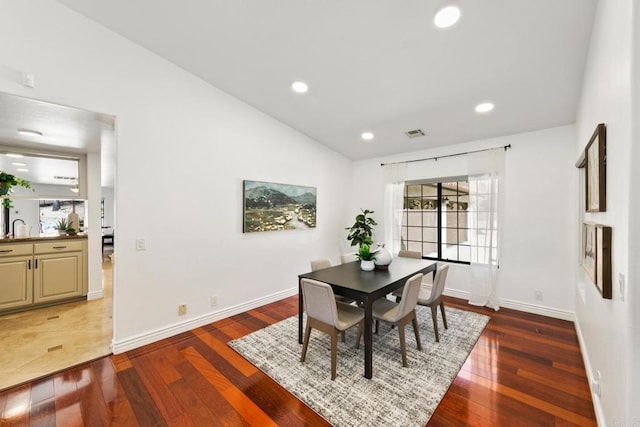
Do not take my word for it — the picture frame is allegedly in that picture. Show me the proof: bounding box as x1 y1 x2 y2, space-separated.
581 222 596 284
596 224 612 299
581 221 613 299
585 123 606 212
243 180 317 233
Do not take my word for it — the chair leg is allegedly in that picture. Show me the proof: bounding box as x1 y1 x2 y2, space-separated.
341 331 346 342
411 314 422 351
374 319 380 335
440 302 448 329
431 305 440 342
355 322 363 349
330 330 338 380
398 323 408 367
300 323 312 362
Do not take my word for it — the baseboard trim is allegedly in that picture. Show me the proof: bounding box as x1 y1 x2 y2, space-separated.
87 290 104 300
574 315 606 427
498 298 574 321
443 289 574 321
111 287 298 354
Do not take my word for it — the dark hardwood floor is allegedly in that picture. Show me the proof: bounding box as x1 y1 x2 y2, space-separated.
0 295 596 426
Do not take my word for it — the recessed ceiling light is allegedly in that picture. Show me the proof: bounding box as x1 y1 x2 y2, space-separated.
6 153 24 158
11 162 27 166
361 132 375 141
15 168 29 172
17 128 43 137
434 2 461 28
291 81 309 93
475 102 495 113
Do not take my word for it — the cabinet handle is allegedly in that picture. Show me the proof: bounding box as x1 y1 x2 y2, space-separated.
52 246 67 249
0 249 13 253
29 259 31 269
35 259 38 269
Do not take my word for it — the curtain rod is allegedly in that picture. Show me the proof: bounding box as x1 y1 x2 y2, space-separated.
380 144 512 167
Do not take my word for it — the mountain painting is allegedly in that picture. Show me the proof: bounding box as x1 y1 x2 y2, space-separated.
243 180 317 233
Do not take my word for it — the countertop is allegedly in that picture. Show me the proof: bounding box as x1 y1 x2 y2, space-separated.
0 234 88 243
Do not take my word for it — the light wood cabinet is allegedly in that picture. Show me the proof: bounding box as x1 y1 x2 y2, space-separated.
0 237 87 314
0 252 33 311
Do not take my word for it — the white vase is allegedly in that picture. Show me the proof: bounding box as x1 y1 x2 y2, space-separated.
374 244 393 269
360 260 375 271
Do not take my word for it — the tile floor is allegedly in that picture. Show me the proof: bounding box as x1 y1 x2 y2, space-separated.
0 258 113 391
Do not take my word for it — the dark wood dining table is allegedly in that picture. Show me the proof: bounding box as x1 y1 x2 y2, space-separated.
298 257 437 379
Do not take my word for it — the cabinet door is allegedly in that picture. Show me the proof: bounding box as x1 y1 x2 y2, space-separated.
0 256 33 310
33 252 83 303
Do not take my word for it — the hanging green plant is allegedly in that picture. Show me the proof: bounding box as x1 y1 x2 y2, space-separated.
0 171 33 209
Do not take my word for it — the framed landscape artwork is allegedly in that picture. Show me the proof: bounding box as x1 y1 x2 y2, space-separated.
581 221 612 299
596 224 612 299
585 123 606 212
582 222 596 283
243 180 317 233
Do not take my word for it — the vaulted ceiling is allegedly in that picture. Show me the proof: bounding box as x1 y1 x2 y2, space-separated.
2 1 598 188
56 0 597 160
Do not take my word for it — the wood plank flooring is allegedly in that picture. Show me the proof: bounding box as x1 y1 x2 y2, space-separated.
0 295 596 426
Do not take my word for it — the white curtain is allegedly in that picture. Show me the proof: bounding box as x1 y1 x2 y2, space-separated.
467 149 505 310
383 163 407 256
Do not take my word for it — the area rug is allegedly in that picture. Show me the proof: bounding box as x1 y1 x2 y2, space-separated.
229 306 489 427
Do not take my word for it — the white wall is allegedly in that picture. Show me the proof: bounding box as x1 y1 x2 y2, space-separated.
574 0 637 424
101 187 114 230
0 1 352 351
351 125 577 319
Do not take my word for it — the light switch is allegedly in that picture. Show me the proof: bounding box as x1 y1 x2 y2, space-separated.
135 238 146 251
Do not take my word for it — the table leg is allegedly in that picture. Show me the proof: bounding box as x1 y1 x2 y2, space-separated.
298 279 303 344
364 296 373 379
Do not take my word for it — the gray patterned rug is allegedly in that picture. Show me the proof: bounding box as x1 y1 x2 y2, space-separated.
229 305 489 427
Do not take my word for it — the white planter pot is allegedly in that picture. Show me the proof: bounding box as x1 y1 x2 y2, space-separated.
360 260 375 271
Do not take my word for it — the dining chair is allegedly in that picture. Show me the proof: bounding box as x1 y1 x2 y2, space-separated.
391 250 422 300
340 253 358 264
300 278 365 380
358 273 424 367
310 259 355 306
417 264 450 342
398 250 421 259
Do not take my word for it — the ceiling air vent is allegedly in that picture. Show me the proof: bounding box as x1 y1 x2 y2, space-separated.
405 129 426 139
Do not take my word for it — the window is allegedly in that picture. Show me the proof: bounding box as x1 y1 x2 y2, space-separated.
39 200 85 235
401 180 470 263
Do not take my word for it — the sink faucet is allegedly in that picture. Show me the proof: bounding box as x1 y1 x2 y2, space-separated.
12 219 25 237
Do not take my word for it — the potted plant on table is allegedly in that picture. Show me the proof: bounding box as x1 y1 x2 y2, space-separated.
0 171 33 209
346 209 381 271
356 243 376 271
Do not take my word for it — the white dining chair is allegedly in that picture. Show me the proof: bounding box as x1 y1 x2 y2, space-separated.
417 264 450 342
310 259 355 306
357 273 424 367
300 278 365 380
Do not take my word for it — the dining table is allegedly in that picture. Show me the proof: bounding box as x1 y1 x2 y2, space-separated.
298 257 437 379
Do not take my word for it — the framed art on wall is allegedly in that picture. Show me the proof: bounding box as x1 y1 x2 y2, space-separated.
243 180 317 233
581 221 613 299
596 224 612 299
585 123 606 212
582 222 596 283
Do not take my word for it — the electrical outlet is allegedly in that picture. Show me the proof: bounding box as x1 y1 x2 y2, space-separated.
591 370 602 397
534 290 543 301
136 238 146 251
210 296 218 307
178 304 187 316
